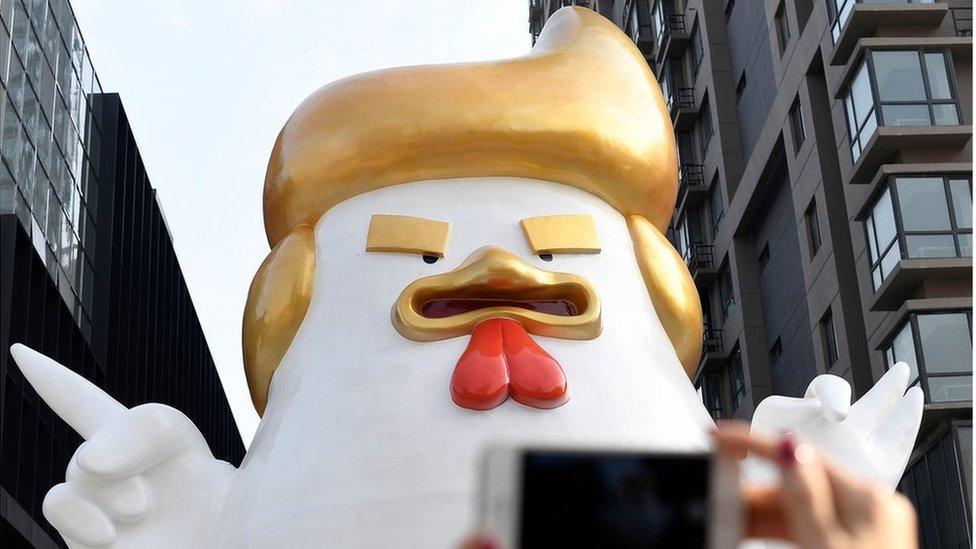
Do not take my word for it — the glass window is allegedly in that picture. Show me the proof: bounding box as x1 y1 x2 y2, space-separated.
885 312 972 403
691 24 703 75
728 346 746 411
789 96 805 152
897 177 950 232
843 60 876 162
719 263 734 320
698 99 713 154
710 182 724 228
874 51 927 102
865 176 972 289
822 309 839 366
806 199 822 258
775 1 790 55
917 313 972 375
924 52 953 100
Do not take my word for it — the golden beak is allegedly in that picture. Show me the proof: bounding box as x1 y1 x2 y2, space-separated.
392 247 601 342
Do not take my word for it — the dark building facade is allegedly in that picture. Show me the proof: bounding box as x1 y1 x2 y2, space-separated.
1 1 245 547
532 1 971 546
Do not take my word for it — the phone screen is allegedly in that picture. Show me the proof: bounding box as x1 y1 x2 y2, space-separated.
518 451 709 548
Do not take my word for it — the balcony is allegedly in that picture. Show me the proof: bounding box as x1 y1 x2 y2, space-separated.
675 163 706 215
829 2 949 66
952 7 973 37
697 324 726 374
684 242 717 280
655 14 690 63
669 87 696 131
847 125 972 185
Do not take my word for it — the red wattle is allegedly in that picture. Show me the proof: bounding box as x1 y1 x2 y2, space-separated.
450 318 568 411
450 320 510 410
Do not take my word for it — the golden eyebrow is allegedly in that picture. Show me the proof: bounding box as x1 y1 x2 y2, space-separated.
520 215 601 254
365 214 451 257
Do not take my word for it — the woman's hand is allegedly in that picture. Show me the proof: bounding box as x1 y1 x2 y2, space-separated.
712 422 919 549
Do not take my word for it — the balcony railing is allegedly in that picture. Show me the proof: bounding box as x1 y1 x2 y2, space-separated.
657 14 687 46
668 87 695 112
683 242 714 274
703 324 724 354
952 7 973 37
678 163 704 189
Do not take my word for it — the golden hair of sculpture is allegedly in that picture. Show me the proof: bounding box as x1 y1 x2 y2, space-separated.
242 7 703 416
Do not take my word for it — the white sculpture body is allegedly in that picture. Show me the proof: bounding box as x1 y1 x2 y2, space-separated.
12 178 923 548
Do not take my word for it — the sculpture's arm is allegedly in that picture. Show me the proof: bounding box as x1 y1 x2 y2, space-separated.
10 344 237 548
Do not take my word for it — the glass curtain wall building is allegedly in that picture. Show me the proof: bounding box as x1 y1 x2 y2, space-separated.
530 1 971 546
1 1 245 546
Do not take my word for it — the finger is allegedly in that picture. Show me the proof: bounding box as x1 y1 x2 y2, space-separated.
873 386 924 488
804 375 851 422
743 485 791 541
751 396 822 436
10 344 126 440
818 456 884 531
710 423 781 461
43 483 117 547
846 362 911 438
778 439 842 547
67 458 151 522
76 403 192 478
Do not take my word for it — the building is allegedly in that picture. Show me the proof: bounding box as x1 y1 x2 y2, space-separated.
532 1 971 546
1 1 245 546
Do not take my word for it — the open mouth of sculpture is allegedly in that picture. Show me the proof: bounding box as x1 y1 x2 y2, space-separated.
420 298 579 318
393 256 600 342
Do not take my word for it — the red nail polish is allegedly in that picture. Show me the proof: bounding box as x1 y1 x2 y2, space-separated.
476 538 499 549
778 436 798 469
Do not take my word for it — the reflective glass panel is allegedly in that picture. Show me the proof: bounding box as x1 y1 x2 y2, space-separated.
880 241 901 279
896 177 951 231
873 189 898 248
957 234 972 257
932 104 959 126
927 376 972 403
949 179 972 229
923 53 953 100
851 62 874 126
889 322 920 384
874 51 926 101
917 313 971 374
905 235 956 258
881 104 930 126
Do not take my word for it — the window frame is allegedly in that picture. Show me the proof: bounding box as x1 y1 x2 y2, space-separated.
883 310 973 404
864 174 972 291
842 49 962 162
728 345 747 411
774 1 790 55
821 308 839 366
805 199 822 258
789 95 805 152
698 96 714 155
690 22 704 76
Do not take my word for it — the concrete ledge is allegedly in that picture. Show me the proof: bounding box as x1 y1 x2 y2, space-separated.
830 3 950 66
847 126 972 185
869 257 972 311
852 162 973 220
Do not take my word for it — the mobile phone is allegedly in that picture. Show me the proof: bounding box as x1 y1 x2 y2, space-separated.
477 446 741 549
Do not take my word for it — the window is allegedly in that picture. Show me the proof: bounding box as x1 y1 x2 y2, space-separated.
805 199 822 258
725 0 735 17
710 181 725 229
698 98 713 154
719 262 735 320
789 96 805 152
691 24 704 75
769 338 782 365
843 50 961 162
865 176 972 290
775 2 790 55
735 72 747 104
883 312 972 403
758 243 770 272
698 371 725 419
728 346 746 411
821 309 839 366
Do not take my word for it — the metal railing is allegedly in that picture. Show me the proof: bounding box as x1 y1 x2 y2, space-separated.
952 7 972 37
684 242 714 274
702 324 724 354
678 163 705 190
668 87 695 112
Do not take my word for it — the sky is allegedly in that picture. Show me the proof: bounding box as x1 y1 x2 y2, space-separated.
70 0 532 444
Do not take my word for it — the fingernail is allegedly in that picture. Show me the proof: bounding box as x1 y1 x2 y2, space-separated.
778 436 798 469
475 537 499 549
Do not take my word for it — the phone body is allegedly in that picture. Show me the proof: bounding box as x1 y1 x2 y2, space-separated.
477 446 741 549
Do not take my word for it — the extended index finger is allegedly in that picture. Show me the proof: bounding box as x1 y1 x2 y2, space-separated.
710 422 782 462
10 344 126 439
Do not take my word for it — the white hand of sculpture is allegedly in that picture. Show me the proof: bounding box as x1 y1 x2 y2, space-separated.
10 344 235 549
749 363 924 490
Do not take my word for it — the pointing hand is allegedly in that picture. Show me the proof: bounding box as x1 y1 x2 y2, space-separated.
10 344 236 548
